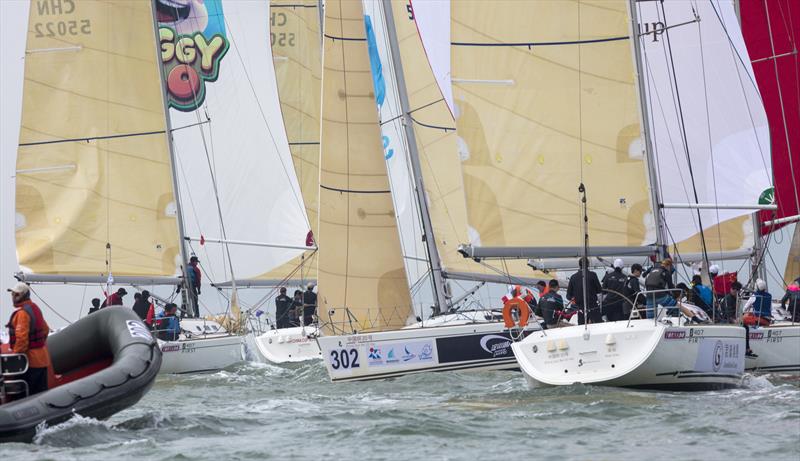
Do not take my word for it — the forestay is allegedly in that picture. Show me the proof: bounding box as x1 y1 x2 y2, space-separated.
159 0 310 282
637 0 772 254
15 0 181 277
317 0 414 334
362 1 428 286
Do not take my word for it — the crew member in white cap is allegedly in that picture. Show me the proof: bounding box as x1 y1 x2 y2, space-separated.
302 282 318 326
601 259 628 322
6 282 51 395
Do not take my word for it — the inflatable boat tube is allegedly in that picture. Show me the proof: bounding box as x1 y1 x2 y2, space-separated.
0 307 162 443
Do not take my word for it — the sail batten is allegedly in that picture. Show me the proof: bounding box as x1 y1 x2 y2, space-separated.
638 0 772 255
161 0 311 284
451 0 654 255
318 0 414 334
15 0 181 277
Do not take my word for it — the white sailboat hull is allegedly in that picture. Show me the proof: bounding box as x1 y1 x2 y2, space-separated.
511 319 745 390
253 326 322 363
745 322 800 375
318 321 539 383
159 334 245 374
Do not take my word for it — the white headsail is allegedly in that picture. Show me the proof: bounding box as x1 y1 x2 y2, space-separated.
158 0 311 282
637 0 772 254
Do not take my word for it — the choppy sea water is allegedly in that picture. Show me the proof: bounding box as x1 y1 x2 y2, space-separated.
2 362 799 460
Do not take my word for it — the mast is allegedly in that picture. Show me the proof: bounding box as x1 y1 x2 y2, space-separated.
149 0 190 302
381 0 449 313
628 0 668 261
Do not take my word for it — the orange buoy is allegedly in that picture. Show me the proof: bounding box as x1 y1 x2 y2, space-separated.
502 297 530 328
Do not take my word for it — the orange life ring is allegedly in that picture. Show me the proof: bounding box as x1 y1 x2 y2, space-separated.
503 298 529 328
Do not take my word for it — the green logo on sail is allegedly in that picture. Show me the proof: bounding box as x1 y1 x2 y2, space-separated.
758 187 775 205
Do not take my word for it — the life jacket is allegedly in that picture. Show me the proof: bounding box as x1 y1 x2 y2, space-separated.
502 285 534 305
602 269 627 304
693 284 713 309
751 291 772 318
712 272 737 297
6 300 48 349
644 266 669 290
624 275 640 299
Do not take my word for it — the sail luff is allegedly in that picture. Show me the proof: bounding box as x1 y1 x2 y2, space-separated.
150 0 189 282
376 0 449 311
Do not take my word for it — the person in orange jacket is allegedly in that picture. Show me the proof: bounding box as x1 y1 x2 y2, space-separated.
6 282 51 396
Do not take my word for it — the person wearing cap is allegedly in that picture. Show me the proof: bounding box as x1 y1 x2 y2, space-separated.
743 279 773 327
101 287 128 308
601 259 628 322
186 255 202 317
780 280 800 323
6 282 51 395
275 287 294 329
643 257 677 318
302 283 318 326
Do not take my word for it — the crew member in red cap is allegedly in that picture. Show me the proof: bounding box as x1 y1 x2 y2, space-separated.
6 282 51 395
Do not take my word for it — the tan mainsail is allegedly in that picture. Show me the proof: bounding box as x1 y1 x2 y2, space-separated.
390 1 536 280
673 216 752 257
16 0 180 276
258 0 322 283
786 225 800 285
318 0 413 334
451 0 653 250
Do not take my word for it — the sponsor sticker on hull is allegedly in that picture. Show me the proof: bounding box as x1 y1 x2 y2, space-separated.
694 338 743 374
365 340 437 367
436 331 527 364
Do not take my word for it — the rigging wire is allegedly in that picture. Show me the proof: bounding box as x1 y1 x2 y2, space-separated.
657 2 713 281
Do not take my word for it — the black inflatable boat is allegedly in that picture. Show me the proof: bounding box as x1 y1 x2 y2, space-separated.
0 307 162 443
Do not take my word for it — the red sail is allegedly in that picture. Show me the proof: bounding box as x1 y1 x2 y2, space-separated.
741 0 800 234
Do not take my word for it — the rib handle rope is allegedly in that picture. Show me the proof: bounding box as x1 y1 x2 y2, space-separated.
502 298 530 328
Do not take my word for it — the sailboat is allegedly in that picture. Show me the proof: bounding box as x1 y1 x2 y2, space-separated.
10 0 309 374
313 0 548 383
738 0 800 375
251 0 324 364
506 0 766 389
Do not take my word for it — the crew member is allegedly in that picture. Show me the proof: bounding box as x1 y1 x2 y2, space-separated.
187 255 202 318
303 283 317 326
275 287 294 329
624 264 643 318
743 279 772 327
538 279 565 329
566 258 602 324
155 303 181 341
88 298 101 315
6 282 51 396
602 259 628 322
720 281 742 323
781 281 800 322
291 290 303 326
643 258 677 318
101 287 127 307
689 275 714 318
132 290 151 321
